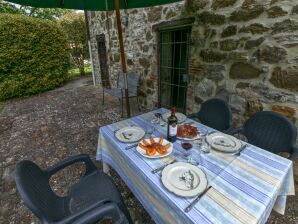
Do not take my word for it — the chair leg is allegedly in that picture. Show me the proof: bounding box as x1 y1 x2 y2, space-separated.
102 89 105 105
137 96 141 112
120 98 124 117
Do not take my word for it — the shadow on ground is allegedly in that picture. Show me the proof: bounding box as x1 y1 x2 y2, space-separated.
0 77 297 223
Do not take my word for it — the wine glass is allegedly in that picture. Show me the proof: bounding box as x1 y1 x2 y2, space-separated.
181 141 201 166
199 127 210 153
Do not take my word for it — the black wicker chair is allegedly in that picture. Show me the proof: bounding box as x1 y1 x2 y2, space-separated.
15 154 132 224
229 111 298 161
188 98 233 133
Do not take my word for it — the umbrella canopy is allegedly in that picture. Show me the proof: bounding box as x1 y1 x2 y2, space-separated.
6 0 182 10
6 0 183 117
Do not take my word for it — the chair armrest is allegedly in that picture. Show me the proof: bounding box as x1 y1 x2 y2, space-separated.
222 127 236 134
227 127 244 135
46 154 97 176
187 113 199 119
56 202 127 224
289 146 298 161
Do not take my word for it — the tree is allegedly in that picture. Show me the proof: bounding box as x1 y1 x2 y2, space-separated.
0 0 71 20
20 7 71 20
59 12 89 76
0 0 19 13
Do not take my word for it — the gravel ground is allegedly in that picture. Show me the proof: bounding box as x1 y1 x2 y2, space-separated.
0 77 297 224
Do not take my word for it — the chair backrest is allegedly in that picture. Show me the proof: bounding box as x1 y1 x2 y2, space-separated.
198 98 232 131
15 161 67 222
243 111 297 156
117 72 140 95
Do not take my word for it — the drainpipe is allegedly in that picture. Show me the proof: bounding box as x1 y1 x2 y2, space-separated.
84 10 96 86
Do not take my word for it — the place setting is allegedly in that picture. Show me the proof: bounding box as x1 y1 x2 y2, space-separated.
205 132 247 156
113 125 146 150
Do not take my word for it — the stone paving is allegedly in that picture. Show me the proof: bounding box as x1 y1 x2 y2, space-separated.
0 77 297 224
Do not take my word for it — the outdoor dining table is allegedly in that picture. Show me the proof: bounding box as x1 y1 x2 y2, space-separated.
96 108 295 224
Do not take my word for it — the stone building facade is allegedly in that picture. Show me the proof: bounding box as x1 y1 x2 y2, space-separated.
87 0 298 133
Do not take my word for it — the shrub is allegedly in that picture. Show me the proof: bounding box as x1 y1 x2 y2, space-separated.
59 12 89 76
0 13 70 101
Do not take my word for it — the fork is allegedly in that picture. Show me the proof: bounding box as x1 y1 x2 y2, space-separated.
151 159 176 174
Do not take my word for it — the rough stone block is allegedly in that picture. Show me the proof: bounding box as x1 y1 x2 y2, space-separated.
147 7 162 22
293 5 298 14
165 9 178 20
185 0 208 12
239 23 270 34
272 105 296 120
260 45 287 64
198 12 226 25
229 52 250 61
192 63 226 82
200 50 227 63
267 6 288 18
220 39 239 51
242 0 256 9
272 19 298 35
270 67 298 92
139 58 150 69
230 62 262 79
244 37 265 49
221 25 237 38
211 0 237 9
245 100 263 118
230 5 264 22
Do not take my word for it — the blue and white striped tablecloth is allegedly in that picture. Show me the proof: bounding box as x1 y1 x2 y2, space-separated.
96 108 295 224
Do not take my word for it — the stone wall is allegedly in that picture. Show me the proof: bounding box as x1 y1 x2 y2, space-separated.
88 0 298 166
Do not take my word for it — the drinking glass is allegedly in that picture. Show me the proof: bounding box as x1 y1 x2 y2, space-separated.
199 127 210 153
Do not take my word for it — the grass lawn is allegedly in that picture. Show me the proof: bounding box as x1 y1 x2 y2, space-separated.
68 64 92 80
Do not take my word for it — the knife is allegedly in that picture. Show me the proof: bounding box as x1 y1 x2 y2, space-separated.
125 143 138 150
184 185 212 213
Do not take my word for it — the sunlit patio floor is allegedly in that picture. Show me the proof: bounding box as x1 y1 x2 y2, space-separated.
0 76 297 223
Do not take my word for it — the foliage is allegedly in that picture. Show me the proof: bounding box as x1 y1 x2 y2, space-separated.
0 0 71 20
68 64 92 80
0 0 19 13
0 13 70 101
59 12 89 76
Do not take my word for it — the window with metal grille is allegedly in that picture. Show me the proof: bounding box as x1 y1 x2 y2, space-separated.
158 27 191 113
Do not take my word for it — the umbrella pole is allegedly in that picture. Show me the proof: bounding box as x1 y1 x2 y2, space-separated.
114 0 131 117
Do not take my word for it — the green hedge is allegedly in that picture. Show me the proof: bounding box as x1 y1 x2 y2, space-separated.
0 13 70 100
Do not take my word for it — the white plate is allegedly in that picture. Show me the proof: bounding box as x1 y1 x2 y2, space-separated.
177 134 201 141
161 162 208 197
162 112 187 123
115 126 145 143
136 137 173 159
206 133 241 153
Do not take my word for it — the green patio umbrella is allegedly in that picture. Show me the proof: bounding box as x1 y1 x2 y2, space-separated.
7 0 182 117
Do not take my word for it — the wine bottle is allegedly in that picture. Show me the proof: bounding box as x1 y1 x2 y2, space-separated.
167 107 178 143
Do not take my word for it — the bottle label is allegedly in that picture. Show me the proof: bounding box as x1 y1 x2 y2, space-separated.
169 124 177 136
